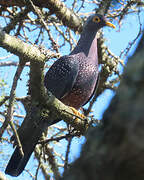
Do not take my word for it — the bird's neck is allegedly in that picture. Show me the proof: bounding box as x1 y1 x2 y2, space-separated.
71 30 98 62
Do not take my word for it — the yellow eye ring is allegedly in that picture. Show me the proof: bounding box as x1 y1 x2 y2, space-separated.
93 16 100 23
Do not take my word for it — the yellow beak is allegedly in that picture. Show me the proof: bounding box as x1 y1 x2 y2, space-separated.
106 21 116 29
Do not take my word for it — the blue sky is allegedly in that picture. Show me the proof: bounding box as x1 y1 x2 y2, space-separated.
0 4 144 180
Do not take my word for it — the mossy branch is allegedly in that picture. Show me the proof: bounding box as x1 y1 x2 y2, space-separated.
0 29 58 63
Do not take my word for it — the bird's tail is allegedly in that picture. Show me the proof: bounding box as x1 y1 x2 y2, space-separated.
5 117 60 177
5 144 35 177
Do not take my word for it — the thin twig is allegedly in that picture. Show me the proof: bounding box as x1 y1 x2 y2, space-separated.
34 145 51 179
45 145 61 179
0 96 9 107
29 0 59 53
9 121 24 156
35 145 43 180
38 133 78 145
119 9 143 59
0 60 25 156
0 54 13 60
64 136 72 171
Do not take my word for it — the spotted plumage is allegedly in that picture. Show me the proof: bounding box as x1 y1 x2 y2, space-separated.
44 14 116 109
5 14 115 177
45 53 98 109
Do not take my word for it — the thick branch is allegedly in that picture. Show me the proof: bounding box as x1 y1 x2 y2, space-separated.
0 29 58 63
1 0 82 32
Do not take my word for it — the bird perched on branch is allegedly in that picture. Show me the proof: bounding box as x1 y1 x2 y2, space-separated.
5 14 115 177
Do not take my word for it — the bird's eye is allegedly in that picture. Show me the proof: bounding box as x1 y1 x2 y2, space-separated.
92 16 100 23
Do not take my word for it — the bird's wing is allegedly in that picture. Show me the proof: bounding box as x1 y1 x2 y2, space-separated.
44 55 79 99
83 73 100 106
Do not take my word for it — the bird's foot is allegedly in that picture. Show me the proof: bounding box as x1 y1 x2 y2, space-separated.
70 107 85 120
69 107 88 134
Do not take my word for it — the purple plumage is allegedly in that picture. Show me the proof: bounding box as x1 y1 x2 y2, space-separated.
5 14 115 177
45 15 101 109
45 52 98 109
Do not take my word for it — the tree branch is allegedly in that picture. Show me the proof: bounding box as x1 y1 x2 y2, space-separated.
0 60 25 145
0 29 59 63
1 0 83 32
3 7 30 33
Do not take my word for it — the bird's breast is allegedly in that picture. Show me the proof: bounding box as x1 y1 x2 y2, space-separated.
61 61 98 109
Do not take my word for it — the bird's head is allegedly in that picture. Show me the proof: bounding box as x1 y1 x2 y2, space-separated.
83 14 115 32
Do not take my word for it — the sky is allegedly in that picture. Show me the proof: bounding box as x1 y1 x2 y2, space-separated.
0 3 144 180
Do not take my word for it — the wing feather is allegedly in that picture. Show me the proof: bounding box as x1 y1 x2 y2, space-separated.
44 55 79 99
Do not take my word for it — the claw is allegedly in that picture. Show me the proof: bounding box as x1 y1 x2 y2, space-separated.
70 107 85 120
